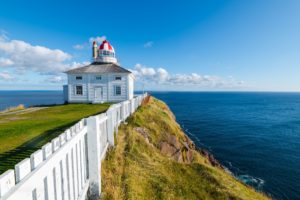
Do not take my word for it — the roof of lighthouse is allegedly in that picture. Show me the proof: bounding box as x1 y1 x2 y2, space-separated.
65 62 132 74
99 40 114 51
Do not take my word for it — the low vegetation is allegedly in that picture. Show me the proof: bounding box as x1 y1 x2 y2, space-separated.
102 96 269 200
0 103 110 174
1 104 25 113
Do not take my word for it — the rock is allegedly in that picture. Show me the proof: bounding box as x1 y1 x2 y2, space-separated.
134 127 150 143
167 134 181 149
198 148 223 169
182 141 189 149
184 135 195 149
185 149 194 163
159 142 178 156
173 150 183 162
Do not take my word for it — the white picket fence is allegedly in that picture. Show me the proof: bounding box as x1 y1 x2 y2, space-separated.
0 93 147 200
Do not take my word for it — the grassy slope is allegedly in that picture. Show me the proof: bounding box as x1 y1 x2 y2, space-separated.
102 96 269 200
0 103 110 173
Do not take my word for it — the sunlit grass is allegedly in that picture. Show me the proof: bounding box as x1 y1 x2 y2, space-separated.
102 96 269 200
0 103 110 173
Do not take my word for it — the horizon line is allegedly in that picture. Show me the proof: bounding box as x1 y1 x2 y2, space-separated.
0 90 300 93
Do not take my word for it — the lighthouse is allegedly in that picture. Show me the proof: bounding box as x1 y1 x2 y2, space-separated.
64 39 134 103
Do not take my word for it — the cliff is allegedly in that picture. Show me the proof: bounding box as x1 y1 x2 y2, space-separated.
101 96 269 200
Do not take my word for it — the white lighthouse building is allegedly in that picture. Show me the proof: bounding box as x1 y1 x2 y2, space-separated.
63 40 134 103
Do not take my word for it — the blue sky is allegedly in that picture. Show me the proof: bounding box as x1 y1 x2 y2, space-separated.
0 0 299 91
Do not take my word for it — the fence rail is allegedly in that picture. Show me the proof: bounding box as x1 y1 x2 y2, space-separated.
0 93 147 200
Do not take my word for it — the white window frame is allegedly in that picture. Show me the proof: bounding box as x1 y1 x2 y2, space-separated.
75 85 83 96
114 85 121 96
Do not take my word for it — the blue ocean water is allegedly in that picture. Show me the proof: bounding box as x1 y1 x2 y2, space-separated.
0 91 64 111
150 92 300 200
0 91 299 200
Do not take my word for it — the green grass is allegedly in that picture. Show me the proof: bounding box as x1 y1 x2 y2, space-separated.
101 96 269 200
0 103 110 174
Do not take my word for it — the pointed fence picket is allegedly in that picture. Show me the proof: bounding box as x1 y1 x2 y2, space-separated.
0 93 147 200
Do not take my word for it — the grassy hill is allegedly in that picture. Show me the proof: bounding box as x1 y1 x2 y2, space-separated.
0 103 110 174
101 96 269 200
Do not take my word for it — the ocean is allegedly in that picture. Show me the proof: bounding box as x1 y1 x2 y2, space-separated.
1 91 300 200
0 91 64 111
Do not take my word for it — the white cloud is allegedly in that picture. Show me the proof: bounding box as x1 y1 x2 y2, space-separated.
0 72 14 80
0 57 14 66
68 61 90 69
130 63 245 89
89 36 106 44
144 41 153 48
73 35 106 50
42 61 89 84
157 68 169 81
73 44 85 50
45 75 65 83
0 38 75 74
135 63 156 76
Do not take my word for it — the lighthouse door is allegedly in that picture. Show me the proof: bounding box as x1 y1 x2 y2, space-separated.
94 87 103 103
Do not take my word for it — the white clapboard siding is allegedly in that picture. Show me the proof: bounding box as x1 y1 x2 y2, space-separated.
65 73 134 103
107 74 128 102
0 93 148 200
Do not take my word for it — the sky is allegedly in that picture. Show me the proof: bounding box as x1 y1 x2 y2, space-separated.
0 0 299 91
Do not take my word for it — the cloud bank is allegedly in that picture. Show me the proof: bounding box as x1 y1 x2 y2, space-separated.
0 35 90 84
130 63 245 89
0 37 72 74
0 34 246 89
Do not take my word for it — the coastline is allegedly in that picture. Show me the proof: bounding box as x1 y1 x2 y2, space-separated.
101 95 269 199
1 91 299 199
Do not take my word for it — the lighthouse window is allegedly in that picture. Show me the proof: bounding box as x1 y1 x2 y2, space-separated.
95 76 102 80
75 85 83 95
76 76 82 80
115 76 122 80
114 85 121 96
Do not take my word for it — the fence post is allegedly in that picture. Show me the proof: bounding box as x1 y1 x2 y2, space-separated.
106 109 114 146
86 116 102 199
121 102 125 122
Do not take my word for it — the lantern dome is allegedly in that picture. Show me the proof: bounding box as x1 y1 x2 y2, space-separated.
93 40 117 63
99 40 115 52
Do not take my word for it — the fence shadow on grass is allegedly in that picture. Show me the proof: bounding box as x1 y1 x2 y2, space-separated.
0 121 78 174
